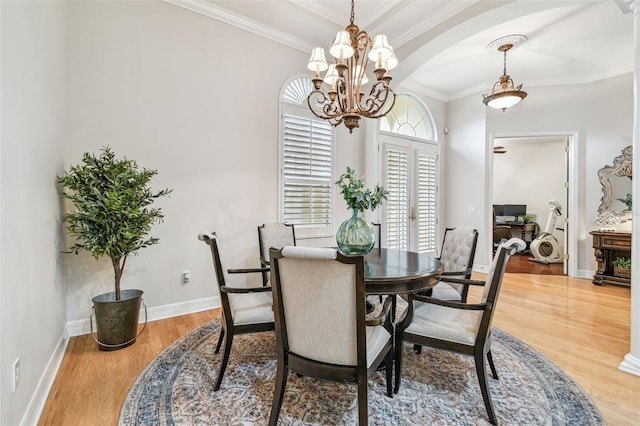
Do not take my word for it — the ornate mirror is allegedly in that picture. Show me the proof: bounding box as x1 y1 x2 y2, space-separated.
597 145 632 213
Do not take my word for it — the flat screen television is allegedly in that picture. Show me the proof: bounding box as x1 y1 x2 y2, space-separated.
503 204 526 218
493 204 504 216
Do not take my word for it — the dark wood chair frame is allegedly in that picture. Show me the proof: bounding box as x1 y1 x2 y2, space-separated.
198 232 274 391
268 247 394 426
395 242 520 425
257 223 296 286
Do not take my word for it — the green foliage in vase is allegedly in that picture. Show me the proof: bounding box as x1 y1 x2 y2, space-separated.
57 146 172 300
617 193 632 211
335 166 389 212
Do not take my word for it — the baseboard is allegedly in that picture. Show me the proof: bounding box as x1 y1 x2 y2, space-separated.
19 333 69 426
26 296 221 425
66 295 220 337
576 269 595 280
619 353 640 376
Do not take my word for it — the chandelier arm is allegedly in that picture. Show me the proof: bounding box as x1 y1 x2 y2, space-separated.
305 0 397 132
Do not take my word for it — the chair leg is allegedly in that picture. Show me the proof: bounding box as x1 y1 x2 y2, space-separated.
214 330 233 391
357 378 368 426
474 352 498 425
413 344 422 354
487 350 499 380
393 334 403 394
214 327 225 354
268 361 288 426
385 348 393 398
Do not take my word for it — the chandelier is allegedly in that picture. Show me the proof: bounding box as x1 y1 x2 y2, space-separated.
483 35 527 112
306 0 397 133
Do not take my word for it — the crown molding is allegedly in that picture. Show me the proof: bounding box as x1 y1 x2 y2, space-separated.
164 0 313 53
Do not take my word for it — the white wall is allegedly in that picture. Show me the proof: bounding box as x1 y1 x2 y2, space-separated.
64 1 365 321
443 95 490 266
0 2 68 424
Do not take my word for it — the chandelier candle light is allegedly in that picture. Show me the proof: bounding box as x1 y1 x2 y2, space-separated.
483 35 528 111
306 0 397 133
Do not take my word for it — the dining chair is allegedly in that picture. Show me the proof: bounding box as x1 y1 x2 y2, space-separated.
197 232 274 391
431 226 479 303
268 246 394 426
394 238 526 425
257 222 296 286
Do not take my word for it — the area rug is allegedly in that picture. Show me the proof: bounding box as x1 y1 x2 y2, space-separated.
119 319 604 425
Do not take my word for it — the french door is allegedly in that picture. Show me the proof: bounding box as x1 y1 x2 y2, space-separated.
380 134 439 255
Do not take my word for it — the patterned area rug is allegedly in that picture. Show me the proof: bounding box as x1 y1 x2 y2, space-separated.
119 319 604 425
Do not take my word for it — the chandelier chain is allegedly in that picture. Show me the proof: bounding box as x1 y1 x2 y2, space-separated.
503 50 507 75
350 0 355 25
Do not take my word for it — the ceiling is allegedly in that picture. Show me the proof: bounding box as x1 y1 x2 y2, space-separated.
179 0 635 102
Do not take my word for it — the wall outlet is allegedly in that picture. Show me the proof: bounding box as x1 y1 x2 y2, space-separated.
12 357 20 392
181 270 191 284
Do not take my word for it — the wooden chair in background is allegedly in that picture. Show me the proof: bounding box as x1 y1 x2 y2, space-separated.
394 238 525 425
198 232 274 391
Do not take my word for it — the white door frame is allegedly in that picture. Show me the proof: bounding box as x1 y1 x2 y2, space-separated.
487 131 578 277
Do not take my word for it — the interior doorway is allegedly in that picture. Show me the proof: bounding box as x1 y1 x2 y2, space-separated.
490 134 576 276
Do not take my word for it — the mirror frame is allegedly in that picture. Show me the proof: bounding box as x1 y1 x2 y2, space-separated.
597 145 633 213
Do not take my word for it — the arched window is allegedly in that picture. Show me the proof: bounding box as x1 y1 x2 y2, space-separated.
379 95 439 255
380 95 436 140
279 77 334 237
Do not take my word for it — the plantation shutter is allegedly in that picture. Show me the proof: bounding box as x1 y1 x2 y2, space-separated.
282 114 333 234
415 149 438 254
384 144 410 250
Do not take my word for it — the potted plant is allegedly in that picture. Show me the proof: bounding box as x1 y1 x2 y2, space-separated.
335 166 388 254
520 214 533 223
57 147 172 350
612 257 631 279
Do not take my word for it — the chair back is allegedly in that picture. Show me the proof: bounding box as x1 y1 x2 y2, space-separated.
198 232 233 321
372 223 382 248
258 223 296 264
476 238 525 337
270 246 366 367
439 227 478 299
439 227 478 278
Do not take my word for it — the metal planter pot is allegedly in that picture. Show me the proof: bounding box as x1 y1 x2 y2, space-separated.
91 289 147 351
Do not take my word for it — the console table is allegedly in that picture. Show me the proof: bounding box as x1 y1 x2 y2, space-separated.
590 230 631 287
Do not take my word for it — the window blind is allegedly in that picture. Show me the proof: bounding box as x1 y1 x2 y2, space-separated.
282 114 333 230
385 146 409 250
416 151 437 253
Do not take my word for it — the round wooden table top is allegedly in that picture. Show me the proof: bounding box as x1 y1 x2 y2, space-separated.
363 248 443 295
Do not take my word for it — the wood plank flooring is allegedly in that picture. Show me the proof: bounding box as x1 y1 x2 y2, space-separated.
38 275 638 425
505 252 565 275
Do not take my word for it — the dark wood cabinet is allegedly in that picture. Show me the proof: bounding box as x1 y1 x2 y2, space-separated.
590 230 631 287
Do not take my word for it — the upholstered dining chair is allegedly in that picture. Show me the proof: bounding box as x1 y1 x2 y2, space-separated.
268 246 394 426
431 226 479 303
257 222 296 286
395 238 526 425
198 232 274 391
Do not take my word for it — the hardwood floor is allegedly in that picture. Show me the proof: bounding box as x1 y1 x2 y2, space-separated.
38 275 638 425
505 252 565 275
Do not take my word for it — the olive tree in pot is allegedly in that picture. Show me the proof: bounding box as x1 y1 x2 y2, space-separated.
57 147 172 350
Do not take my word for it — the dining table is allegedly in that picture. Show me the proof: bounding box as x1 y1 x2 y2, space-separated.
363 247 443 296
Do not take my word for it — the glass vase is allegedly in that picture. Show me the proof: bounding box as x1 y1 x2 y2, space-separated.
336 209 375 255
